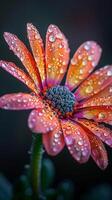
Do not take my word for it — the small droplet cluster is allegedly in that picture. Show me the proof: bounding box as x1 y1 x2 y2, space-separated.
4 32 41 90
27 23 46 85
75 65 112 101
0 93 43 110
0 61 37 93
78 119 112 147
61 120 90 162
46 85 76 116
46 24 70 87
50 128 63 153
28 106 59 133
66 41 102 90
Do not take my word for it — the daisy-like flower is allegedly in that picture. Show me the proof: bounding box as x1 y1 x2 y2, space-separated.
0 24 112 170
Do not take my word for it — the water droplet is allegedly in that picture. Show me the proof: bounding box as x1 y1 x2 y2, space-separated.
71 58 77 65
49 34 56 42
107 70 112 76
98 112 105 119
109 87 112 93
79 69 83 74
84 44 90 51
60 68 64 74
78 140 83 145
56 33 62 39
82 60 87 66
88 55 93 61
85 85 93 93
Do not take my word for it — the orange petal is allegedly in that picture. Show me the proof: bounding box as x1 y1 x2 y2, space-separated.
75 106 112 125
66 41 102 90
78 83 112 108
28 105 60 134
45 24 69 87
61 119 91 163
75 65 112 101
77 119 112 147
27 23 46 87
0 60 37 93
0 93 44 110
4 32 42 91
43 125 65 156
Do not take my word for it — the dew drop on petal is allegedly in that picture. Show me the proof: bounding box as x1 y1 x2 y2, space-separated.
49 34 56 42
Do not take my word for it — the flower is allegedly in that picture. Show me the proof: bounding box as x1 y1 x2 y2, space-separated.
0 23 112 170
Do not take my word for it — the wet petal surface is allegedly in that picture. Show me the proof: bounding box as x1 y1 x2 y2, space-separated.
4 32 42 91
0 60 37 93
28 105 60 133
45 24 69 87
61 119 91 163
75 65 112 101
75 106 112 125
27 23 46 87
77 119 112 147
0 93 43 110
66 41 102 90
43 125 65 155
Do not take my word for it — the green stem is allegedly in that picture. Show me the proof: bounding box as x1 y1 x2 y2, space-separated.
30 134 43 200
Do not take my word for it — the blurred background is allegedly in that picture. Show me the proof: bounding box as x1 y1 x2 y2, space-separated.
0 0 112 199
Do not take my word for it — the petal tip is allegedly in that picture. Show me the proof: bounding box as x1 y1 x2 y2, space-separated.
27 23 33 30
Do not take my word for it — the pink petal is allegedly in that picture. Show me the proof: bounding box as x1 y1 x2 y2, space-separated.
45 24 69 87
28 106 60 134
0 93 44 110
76 120 108 169
0 60 37 93
27 23 46 87
66 41 102 91
75 65 112 101
4 32 42 91
77 119 112 147
61 119 91 163
43 125 65 156
75 106 112 125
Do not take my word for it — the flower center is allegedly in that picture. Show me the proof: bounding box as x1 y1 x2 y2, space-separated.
45 85 76 116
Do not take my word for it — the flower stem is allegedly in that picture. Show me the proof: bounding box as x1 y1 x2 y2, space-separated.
30 134 43 200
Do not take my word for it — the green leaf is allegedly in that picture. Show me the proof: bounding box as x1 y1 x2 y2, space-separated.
0 174 12 200
41 159 55 191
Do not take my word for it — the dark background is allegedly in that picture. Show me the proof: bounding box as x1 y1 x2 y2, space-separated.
0 0 112 199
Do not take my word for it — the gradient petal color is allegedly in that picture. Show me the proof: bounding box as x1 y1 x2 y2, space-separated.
66 41 102 91
61 120 91 163
88 134 108 170
28 106 60 134
0 24 112 170
78 83 112 108
4 32 42 91
45 24 70 87
77 119 112 147
43 126 65 155
75 65 112 101
77 120 108 169
86 131 108 169
0 93 44 110
0 60 37 93
75 106 112 125
27 23 46 87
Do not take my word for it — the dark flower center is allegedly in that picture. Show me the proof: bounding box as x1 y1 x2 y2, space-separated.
45 85 76 116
